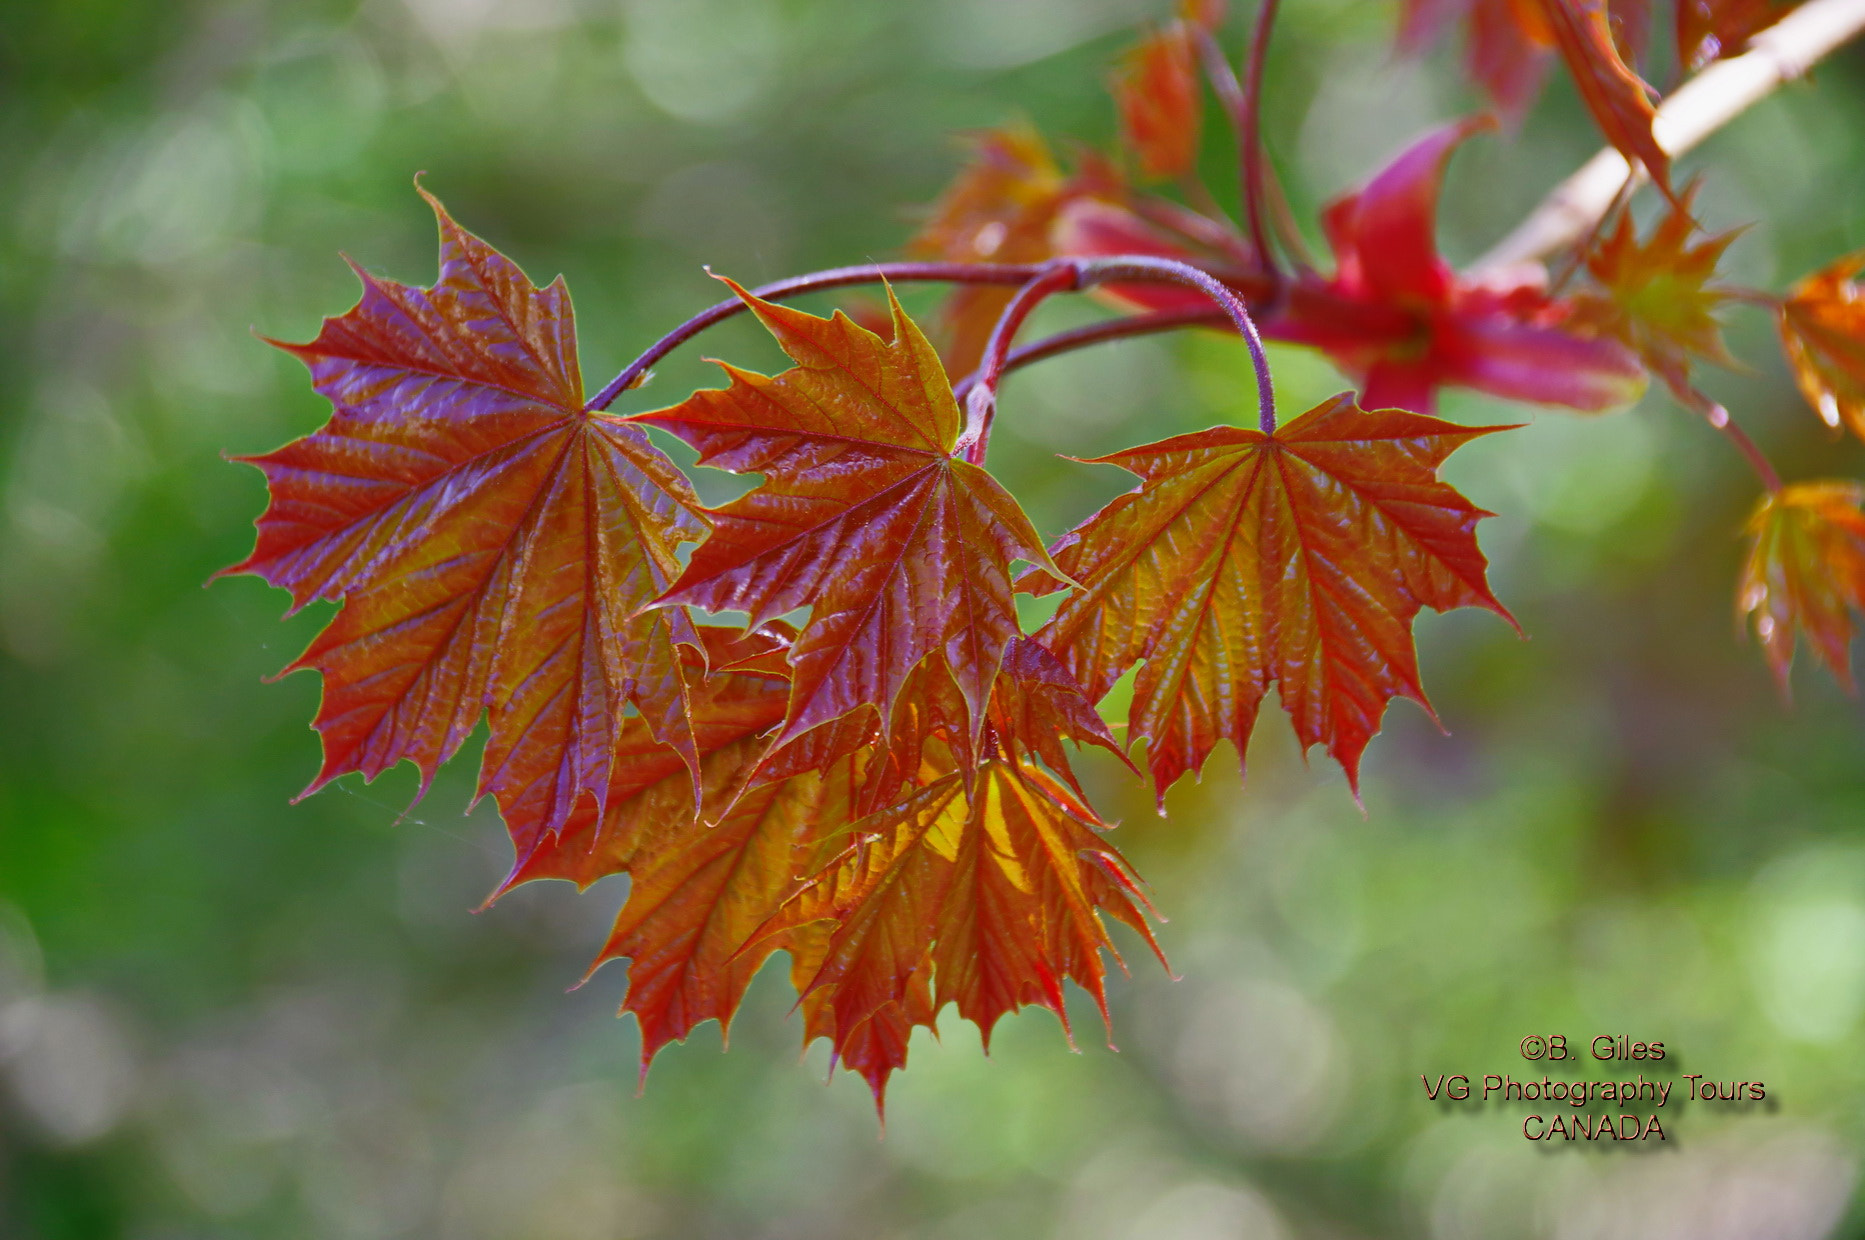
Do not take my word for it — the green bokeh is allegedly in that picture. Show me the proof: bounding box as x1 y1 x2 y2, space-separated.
4 2 1865 1236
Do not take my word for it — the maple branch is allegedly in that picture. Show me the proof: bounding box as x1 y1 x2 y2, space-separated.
950 308 1231 409
1079 256 1277 432
1240 0 1282 279
959 264 1085 464
586 261 1050 412
1477 0 1865 270
1193 18 1277 280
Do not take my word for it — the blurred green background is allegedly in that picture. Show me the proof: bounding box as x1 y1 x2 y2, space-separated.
4 1 1865 1236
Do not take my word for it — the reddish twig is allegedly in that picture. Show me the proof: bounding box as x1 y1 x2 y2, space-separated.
1078 255 1277 432
950 307 1232 409
959 264 1086 464
585 261 1050 413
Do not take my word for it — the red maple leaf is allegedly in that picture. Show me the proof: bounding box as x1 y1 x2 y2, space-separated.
1025 394 1516 802
636 280 1066 774
224 187 708 850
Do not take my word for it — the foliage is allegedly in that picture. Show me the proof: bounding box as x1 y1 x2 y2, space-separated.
223 0 1865 1115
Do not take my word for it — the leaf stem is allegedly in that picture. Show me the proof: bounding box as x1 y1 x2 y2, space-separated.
1192 22 1277 280
959 264 1085 464
1079 256 1277 432
1238 0 1282 279
1682 390 1783 493
951 308 1231 408
585 261 1050 413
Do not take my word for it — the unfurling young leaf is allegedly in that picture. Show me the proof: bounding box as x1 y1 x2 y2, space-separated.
1111 21 1203 182
224 187 708 853
1573 185 1740 398
1025 395 1516 805
1741 482 1865 692
1779 251 1865 439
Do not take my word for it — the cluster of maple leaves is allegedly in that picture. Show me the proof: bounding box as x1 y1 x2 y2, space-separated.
228 0 1865 1111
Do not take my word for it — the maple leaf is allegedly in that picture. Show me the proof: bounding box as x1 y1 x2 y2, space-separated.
909 125 1078 377
745 635 1124 820
760 750 1162 1113
495 627 791 893
1534 0 1675 201
1025 394 1515 803
1111 21 1203 182
1677 0 1790 69
1573 186 1739 398
1778 251 1865 440
594 753 862 1082
1740 482 1865 692
224 186 708 851
636 280 1066 774
1299 118 1645 416
789 922 936 1115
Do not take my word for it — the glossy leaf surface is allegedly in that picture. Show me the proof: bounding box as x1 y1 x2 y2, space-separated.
638 282 1064 770
761 752 1161 1111
1027 395 1515 801
226 189 707 849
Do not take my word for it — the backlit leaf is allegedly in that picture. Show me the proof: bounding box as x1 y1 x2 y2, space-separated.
763 751 1162 1113
1740 481 1865 691
1026 395 1515 802
1111 22 1203 182
1533 0 1674 200
225 187 707 851
495 627 791 892
637 281 1065 775
1779 251 1865 440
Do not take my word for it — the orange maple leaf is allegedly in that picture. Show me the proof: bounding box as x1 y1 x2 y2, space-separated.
1575 187 1739 398
1111 21 1203 182
1779 251 1865 440
636 281 1067 773
1740 481 1865 692
595 753 863 1082
762 751 1162 1113
495 627 792 892
1534 0 1675 201
224 187 708 848
1026 395 1516 803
